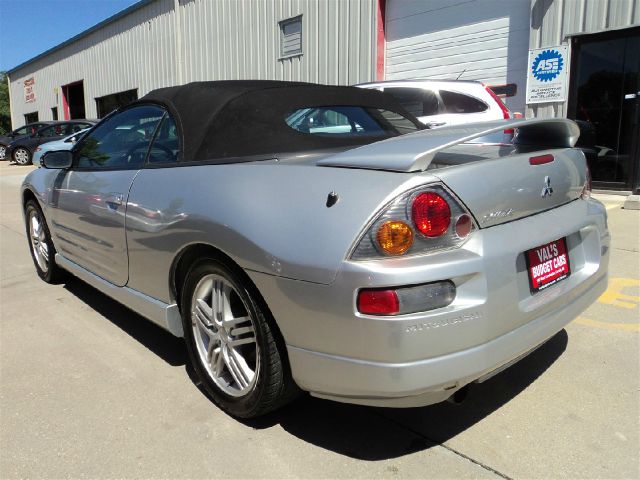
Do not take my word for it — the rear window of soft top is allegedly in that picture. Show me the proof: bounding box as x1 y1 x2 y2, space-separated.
285 106 420 137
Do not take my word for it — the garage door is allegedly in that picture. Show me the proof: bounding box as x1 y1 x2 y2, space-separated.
384 0 530 112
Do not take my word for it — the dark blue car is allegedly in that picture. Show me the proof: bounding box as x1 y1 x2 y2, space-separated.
0 122 56 161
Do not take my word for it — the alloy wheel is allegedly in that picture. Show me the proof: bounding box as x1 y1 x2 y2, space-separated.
0 145 6 160
191 274 259 397
29 209 49 272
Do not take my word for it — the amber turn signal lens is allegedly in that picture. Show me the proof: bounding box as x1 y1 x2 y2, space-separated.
377 220 414 255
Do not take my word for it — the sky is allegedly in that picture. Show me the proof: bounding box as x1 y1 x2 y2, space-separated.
0 0 139 72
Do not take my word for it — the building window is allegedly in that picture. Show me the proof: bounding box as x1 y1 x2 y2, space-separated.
95 89 138 118
279 15 302 59
24 112 39 124
51 107 58 120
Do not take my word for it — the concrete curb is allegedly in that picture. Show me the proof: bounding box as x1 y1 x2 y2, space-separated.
623 195 640 210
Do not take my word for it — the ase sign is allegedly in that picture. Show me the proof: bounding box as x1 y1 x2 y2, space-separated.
526 46 569 104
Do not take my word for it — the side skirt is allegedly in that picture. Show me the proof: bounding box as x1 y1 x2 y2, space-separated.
55 253 184 337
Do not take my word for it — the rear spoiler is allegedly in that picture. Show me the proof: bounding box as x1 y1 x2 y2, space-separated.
317 118 580 173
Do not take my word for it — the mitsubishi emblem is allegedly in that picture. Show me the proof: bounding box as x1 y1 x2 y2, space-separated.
541 176 553 197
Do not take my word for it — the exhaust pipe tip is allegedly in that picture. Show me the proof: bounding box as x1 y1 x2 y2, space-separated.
447 385 470 405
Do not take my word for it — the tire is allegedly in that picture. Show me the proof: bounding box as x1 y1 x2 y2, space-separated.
180 257 298 418
0 144 7 161
24 200 63 283
13 147 32 165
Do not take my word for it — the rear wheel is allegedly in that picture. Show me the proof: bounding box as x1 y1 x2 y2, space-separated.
0 144 6 160
24 200 63 283
181 258 298 418
13 147 32 165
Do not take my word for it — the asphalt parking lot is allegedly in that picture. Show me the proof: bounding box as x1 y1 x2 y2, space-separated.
1 161 638 479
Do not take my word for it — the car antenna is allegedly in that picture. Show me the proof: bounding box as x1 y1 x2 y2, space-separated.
456 69 466 80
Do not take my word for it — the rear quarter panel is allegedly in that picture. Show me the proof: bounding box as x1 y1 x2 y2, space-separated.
125 162 438 303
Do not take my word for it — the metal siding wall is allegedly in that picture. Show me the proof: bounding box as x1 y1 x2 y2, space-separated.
528 0 640 118
9 0 376 127
179 0 376 85
9 0 177 126
384 0 531 112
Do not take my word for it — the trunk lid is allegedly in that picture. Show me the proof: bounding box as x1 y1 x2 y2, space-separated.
317 118 587 227
430 147 586 228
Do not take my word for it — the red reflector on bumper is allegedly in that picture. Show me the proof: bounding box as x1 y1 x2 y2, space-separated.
357 289 399 315
529 154 554 165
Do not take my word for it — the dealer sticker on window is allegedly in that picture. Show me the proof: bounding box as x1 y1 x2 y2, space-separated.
526 238 571 293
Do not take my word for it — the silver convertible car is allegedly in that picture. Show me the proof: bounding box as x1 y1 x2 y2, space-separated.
22 81 609 418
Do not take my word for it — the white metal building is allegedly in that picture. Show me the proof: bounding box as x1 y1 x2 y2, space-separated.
7 0 640 191
7 0 533 127
8 0 379 124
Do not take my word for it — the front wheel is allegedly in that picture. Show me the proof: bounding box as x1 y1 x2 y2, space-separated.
181 258 298 418
24 200 63 283
13 147 32 165
0 144 7 160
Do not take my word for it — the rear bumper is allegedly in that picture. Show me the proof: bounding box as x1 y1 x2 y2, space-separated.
249 198 609 407
287 272 606 407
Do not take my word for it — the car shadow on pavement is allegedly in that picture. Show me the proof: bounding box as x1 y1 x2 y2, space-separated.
63 278 188 367
244 329 569 460
63 276 567 461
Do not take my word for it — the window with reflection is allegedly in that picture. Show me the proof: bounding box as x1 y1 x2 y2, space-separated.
147 114 180 164
285 106 420 137
383 87 440 117
76 105 164 169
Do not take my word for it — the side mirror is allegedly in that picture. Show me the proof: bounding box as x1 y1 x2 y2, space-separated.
42 151 73 169
70 136 77 143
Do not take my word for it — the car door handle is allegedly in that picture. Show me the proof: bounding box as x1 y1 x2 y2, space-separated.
105 193 124 209
426 121 446 128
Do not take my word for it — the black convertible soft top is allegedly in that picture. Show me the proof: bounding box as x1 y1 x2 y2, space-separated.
137 80 422 163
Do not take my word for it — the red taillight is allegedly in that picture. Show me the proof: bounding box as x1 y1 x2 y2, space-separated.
412 192 451 237
485 85 513 134
357 289 399 315
529 154 555 165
